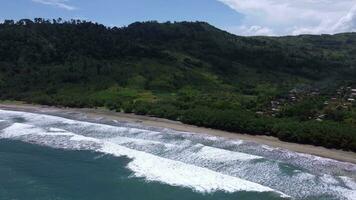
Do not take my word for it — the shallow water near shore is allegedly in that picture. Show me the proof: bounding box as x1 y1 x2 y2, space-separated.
0 140 284 200
0 109 355 200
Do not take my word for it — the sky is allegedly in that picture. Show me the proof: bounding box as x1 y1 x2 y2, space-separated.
0 0 356 36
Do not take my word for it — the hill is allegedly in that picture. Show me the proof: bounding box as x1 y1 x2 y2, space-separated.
0 19 356 151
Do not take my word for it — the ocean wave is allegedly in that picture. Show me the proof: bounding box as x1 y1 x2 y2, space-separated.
0 121 288 197
195 145 262 162
1 109 356 199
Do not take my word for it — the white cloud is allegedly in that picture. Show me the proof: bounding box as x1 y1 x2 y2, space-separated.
332 4 356 32
228 25 275 36
32 0 76 11
218 0 356 35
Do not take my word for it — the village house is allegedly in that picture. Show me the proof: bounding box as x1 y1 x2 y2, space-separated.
351 88 356 97
256 111 264 115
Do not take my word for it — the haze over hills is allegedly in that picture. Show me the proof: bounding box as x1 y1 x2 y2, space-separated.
0 19 356 151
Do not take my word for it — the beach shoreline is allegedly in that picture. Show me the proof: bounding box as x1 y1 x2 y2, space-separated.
1 102 355 164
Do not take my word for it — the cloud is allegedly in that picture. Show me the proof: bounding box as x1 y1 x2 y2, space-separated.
332 4 356 32
32 0 76 11
227 25 275 36
218 0 356 35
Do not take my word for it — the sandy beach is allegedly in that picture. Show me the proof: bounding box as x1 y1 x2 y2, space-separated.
1 102 355 164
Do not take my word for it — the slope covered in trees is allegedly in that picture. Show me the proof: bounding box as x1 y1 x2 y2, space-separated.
0 19 356 151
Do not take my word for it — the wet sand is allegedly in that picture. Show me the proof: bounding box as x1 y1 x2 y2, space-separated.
1 102 355 164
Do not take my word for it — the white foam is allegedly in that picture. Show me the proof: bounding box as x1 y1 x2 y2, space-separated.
49 128 67 132
2 109 356 199
1 123 94 139
231 140 244 146
196 146 262 162
0 109 77 125
262 145 275 151
343 190 356 200
70 134 100 142
1 123 39 138
0 110 158 138
335 187 356 200
0 120 287 197
340 176 356 190
320 174 339 185
108 136 176 148
100 142 287 196
293 172 315 181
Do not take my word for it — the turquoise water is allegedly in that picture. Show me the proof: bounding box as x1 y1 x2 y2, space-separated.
0 109 355 200
0 140 282 200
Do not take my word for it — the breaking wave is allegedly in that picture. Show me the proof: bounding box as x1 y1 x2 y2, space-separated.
1 109 356 199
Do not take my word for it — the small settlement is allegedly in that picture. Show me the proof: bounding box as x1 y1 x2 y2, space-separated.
257 86 356 121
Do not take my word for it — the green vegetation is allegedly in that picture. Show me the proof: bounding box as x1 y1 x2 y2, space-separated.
1 19 356 151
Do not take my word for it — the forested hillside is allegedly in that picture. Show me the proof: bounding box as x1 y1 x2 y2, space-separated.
1 19 356 151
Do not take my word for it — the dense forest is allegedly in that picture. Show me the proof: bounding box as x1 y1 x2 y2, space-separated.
0 18 356 151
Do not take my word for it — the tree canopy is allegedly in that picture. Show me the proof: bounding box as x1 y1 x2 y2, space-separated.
1 19 356 151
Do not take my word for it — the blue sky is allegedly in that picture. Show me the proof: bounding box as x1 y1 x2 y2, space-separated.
1 0 356 36
0 0 243 32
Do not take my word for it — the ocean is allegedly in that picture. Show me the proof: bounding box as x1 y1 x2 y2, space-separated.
0 109 355 200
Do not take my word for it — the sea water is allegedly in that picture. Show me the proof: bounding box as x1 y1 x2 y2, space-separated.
0 109 355 200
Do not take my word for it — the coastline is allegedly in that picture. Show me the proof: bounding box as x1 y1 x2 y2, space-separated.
1 102 356 164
